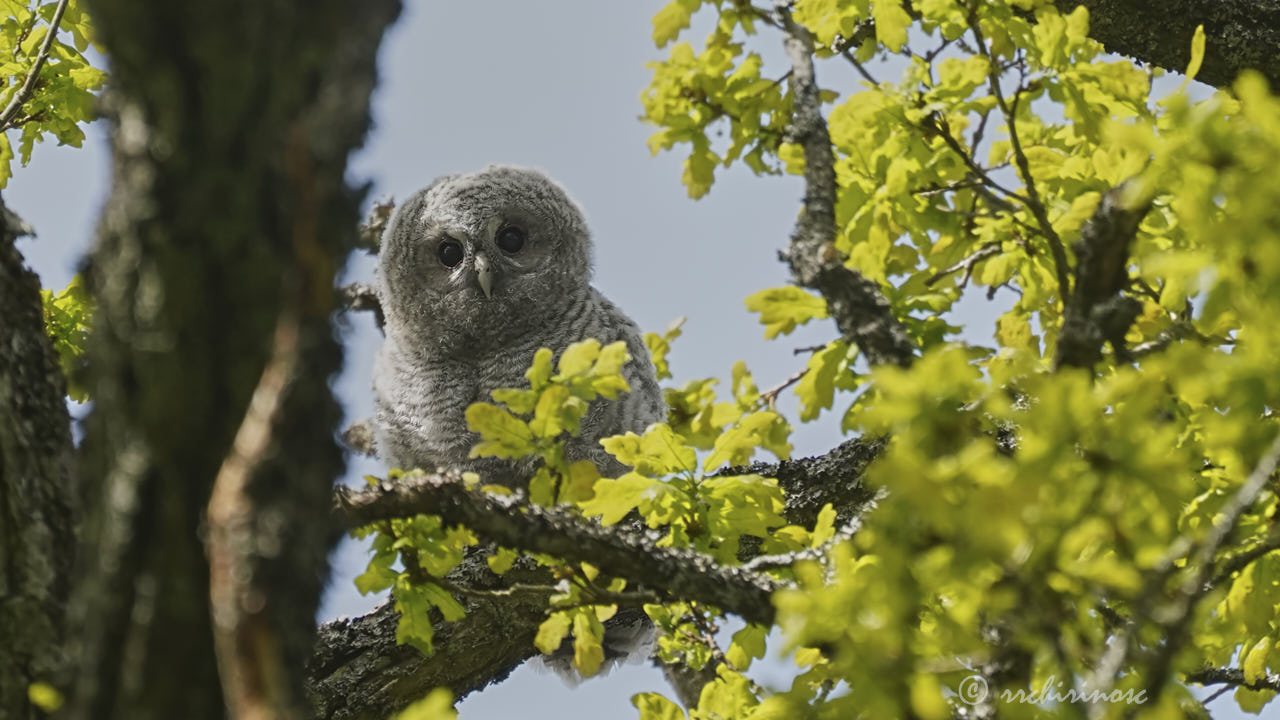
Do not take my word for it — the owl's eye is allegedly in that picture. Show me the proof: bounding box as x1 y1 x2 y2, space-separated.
437 239 464 268
496 225 526 254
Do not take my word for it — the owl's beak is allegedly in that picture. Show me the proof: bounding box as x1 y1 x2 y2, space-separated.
473 251 493 299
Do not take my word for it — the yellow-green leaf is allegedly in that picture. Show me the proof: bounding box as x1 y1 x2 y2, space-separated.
744 287 829 339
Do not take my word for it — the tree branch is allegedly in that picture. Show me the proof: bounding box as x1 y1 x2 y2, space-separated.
1089 431 1280 713
357 198 394 253
1054 0 1280 90
307 564 549 720
773 1 915 368
0 0 69 131
1185 666 1280 693
335 473 781 626
309 436 883 718
1207 531 1280 591
339 282 384 328
1053 182 1152 371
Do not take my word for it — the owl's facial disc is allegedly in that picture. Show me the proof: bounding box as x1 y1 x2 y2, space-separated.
473 251 494 299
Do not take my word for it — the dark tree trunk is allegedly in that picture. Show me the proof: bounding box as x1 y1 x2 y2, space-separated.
0 205 76 720
64 3 398 719
1054 0 1280 89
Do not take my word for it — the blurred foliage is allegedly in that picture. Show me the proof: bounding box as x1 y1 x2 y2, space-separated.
39 273 89 401
361 0 1280 716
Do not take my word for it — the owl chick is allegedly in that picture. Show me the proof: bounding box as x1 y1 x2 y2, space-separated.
371 165 665 674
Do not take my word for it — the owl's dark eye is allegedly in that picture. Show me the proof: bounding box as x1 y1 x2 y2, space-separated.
437 239 464 268
496 225 526 254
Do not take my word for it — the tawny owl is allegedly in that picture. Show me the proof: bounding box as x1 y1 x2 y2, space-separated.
371 164 664 674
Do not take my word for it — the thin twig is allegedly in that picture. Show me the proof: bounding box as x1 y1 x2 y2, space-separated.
760 368 807 407
0 0 70 131
965 18 1072 304
929 115 1031 204
839 48 880 86
1089 432 1280 715
1206 531 1280 591
925 243 1001 287
773 0 915 368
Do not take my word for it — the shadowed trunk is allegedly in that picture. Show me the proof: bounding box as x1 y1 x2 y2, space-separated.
64 2 398 718
0 204 76 720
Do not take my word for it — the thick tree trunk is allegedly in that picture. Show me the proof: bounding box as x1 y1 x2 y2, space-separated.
64 3 398 719
1055 0 1280 89
0 205 75 720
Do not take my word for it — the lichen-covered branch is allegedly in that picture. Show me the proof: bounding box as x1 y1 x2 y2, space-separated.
726 435 882 529
1185 666 1280 693
309 437 882 718
308 563 549 720
1056 0 1280 90
1054 182 1151 371
773 1 915 368
336 473 781 625
0 203 76 720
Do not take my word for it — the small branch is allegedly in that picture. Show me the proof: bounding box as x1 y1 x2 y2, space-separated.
1 110 46 133
773 1 915 368
928 116 1031 205
207 310 302 720
839 48 881 86
925 243 1001 287
1089 432 1280 713
743 542 835 572
1185 666 1280 693
720 435 884 529
357 198 394 253
0 0 70 130
966 20 1073 304
1206 532 1280 590
1053 182 1152 371
760 368 807 407
335 472 781 625
338 282 383 328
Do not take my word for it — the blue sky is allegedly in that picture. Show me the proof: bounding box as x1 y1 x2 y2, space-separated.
7 2 1246 718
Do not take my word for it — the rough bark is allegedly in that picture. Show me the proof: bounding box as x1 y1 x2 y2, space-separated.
0 204 75 720
773 1 916 369
337 474 782 626
65 2 398 719
308 437 881 718
1054 183 1151 371
1056 0 1280 90
308 562 549 720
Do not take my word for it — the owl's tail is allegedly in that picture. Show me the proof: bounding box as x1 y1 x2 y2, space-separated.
534 607 656 685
